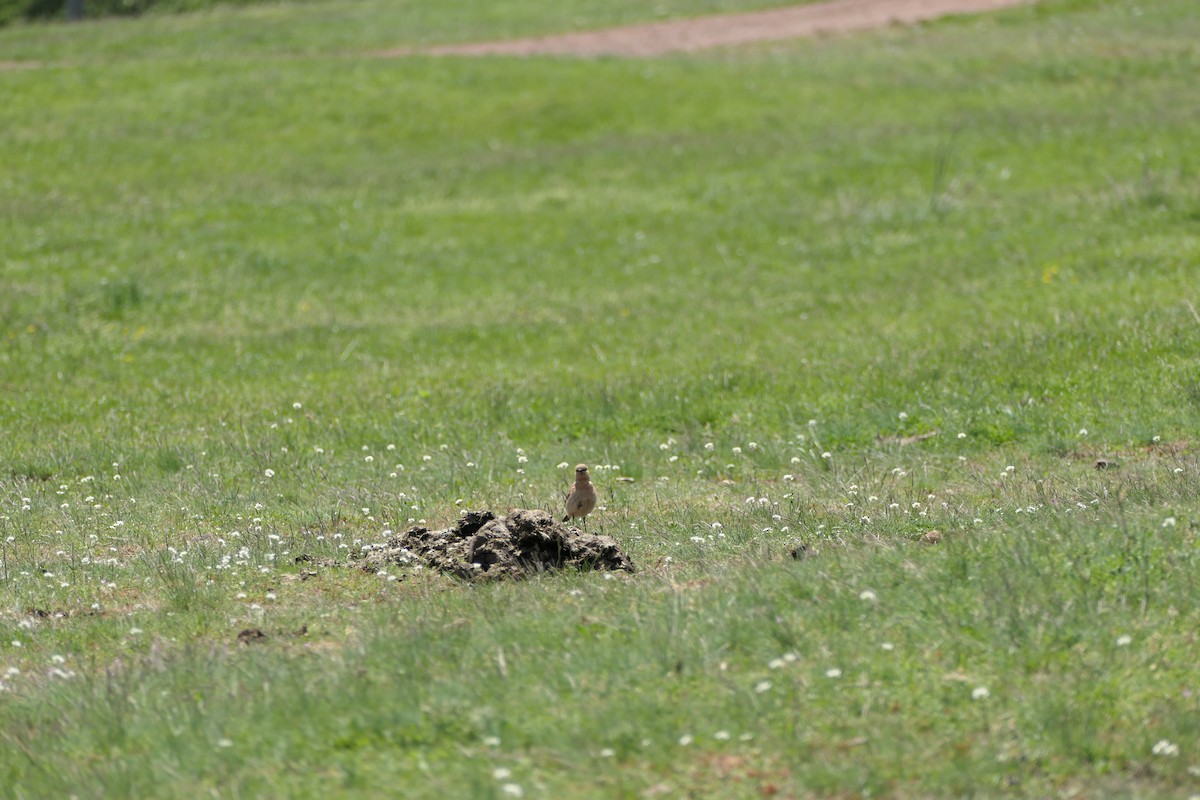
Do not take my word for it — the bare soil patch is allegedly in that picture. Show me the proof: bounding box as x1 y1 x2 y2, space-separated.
385 0 1033 58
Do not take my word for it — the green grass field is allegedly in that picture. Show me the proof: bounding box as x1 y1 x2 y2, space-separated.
2 0 1200 796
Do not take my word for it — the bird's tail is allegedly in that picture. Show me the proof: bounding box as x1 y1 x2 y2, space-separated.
562 515 570 523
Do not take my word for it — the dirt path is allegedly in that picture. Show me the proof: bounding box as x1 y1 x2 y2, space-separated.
390 0 1033 58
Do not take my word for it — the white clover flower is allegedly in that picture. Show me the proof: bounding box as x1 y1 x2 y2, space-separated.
769 659 785 670
557 462 569 469
783 474 795 481
821 452 832 459
1163 517 1177 528
492 768 511 780
599 748 615 758
732 447 742 454
754 681 772 694
1079 428 1088 436
292 402 302 410
263 469 275 478
859 590 877 602
704 442 714 451
898 412 908 420
825 668 841 678
715 730 731 740
1152 740 1179 757
748 442 758 450
880 642 894 651
678 734 694 746
972 687 990 700
482 736 501 747
1116 635 1132 647
957 432 967 439
217 738 233 748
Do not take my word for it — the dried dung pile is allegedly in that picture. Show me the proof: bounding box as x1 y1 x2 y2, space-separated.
356 509 634 580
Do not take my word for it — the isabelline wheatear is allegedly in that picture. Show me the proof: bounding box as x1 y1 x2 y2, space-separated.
563 464 598 526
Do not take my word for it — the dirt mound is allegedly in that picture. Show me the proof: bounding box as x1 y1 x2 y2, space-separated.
357 509 634 580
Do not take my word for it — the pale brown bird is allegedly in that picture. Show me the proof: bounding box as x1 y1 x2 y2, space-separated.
562 464 598 525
